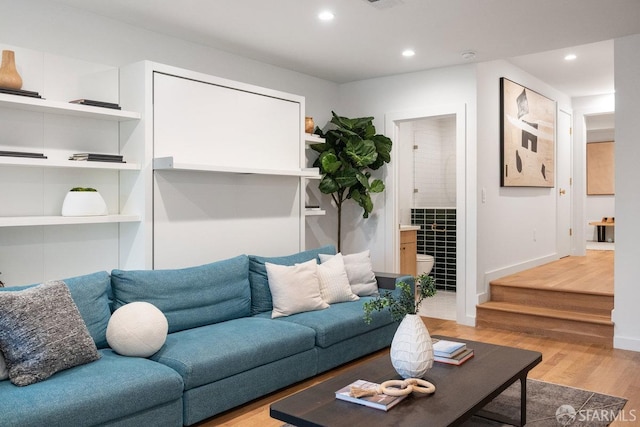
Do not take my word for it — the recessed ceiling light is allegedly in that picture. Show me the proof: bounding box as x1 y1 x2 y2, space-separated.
461 50 476 60
402 49 415 57
318 11 334 21
564 54 577 61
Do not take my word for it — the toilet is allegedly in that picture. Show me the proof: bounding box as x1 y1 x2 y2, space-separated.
416 254 435 276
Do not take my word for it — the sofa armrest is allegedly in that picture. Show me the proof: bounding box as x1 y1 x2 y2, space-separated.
374 272 414 292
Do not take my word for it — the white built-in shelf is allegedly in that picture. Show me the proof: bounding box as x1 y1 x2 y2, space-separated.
153 156 321 177
305 134 325 144
0 93 141 121
0 156 140 170
304 209 326 216
0 214 141 228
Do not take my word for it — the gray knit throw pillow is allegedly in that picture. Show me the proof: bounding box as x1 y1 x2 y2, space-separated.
0 280 100 386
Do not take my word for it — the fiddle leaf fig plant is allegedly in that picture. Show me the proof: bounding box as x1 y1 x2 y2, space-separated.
311 111 392 251
363 274 437 324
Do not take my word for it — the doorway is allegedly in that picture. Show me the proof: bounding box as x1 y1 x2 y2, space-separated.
585 112 615 251
384 105 469 324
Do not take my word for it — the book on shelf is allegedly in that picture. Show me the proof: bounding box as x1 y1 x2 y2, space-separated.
335 379 407 411
432 338 467 358
69 153 125 163
0 150 47 159
434 348 474 365
69 99 121 110
0 87 43 98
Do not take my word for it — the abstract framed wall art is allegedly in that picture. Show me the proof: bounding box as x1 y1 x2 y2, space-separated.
500 78 556 187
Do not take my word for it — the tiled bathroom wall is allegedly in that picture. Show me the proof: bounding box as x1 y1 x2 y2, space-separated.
411 208 457 291
413 116 456 207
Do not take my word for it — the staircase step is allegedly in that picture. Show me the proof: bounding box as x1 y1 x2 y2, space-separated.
490 284 613 317
476 301 613 346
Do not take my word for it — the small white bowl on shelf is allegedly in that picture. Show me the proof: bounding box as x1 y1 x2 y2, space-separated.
61 188 108 216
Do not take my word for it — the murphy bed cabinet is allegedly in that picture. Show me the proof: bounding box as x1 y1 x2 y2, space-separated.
119 61 321 270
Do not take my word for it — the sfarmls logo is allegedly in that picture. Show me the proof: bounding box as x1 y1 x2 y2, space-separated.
555 405 636 425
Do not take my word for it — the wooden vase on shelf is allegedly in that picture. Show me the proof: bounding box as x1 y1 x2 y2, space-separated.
305 117 314 134
0 50 23 90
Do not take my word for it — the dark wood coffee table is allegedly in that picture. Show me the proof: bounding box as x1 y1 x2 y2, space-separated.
270 336 542 427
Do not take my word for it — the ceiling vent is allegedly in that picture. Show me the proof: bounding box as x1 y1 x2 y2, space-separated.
365 0 404 10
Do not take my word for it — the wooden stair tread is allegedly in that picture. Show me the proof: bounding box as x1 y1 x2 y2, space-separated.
478 301 613 325
489 280 613 297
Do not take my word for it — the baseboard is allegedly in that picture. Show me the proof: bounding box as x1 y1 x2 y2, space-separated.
483 253 558 290
477 291 490 304
614 335 640 352
459 314 475 327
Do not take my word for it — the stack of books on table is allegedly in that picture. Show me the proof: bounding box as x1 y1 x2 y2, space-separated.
432 339 474 365
335 379 407 411
69 153 125 163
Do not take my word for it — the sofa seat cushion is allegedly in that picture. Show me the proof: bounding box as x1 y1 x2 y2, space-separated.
0 349 183 427
263 298 396 348
151 317 316 390
111 255 251 333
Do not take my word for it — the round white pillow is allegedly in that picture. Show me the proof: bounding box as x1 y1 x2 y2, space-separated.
106 302 168 357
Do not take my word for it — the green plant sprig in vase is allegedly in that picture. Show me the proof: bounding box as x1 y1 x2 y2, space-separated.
363 273 437 324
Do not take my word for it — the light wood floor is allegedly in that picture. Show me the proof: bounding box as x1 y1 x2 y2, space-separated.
198 316 640 427
491 250 614 295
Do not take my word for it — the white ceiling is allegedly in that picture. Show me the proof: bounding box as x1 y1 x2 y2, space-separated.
51 0 640 97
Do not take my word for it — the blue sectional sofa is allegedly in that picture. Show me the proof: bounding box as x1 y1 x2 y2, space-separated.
0 245 410 426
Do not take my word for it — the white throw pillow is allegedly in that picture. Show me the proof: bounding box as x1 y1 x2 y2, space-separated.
266 259 329 318
0 350 7 381
319 250 378 296
106 302 168 357
317 253 359 304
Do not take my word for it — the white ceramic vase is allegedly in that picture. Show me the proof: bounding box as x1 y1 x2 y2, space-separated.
390 314 434 378
61 191 108 216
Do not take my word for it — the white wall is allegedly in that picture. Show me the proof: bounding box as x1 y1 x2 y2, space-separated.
613 34 640 351
476 60 572 300
335 64 477 324
0 0 338 124
0 0 340 254
397 116 457 226
413 116 457 208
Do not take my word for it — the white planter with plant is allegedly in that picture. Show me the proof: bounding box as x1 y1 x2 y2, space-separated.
364 274 437 379
61 187 108 216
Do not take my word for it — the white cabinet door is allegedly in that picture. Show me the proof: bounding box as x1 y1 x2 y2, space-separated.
153 72 300 171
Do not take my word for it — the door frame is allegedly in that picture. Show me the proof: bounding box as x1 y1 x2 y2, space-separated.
384 104 470 324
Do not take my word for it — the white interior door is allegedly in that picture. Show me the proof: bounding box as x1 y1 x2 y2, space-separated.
557 109 573 257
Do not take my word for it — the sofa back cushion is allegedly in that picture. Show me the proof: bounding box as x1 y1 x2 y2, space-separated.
248 245 336 315
111 255 250 333
0 271 112 349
